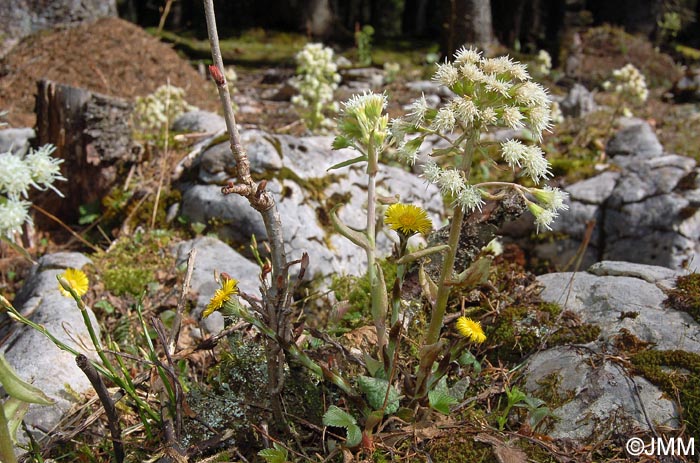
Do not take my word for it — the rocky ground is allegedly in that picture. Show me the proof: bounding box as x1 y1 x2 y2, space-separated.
2 15 700 463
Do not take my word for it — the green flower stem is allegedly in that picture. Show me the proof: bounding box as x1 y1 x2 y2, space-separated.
366 140 386 349
425 133 477 347
0 402 17 463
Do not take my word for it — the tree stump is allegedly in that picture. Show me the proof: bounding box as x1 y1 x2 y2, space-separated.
34 79 137 228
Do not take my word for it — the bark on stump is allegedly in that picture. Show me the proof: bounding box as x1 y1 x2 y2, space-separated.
35 79 136 228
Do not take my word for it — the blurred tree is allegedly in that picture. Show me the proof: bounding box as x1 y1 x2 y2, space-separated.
440 0 495 57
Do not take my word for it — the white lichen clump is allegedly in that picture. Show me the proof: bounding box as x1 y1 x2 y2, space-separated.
391 47 568 232
291 43 342 132
133 85 198 133
0 144 65 237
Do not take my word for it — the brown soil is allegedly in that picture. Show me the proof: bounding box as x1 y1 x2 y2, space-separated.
0 17 219 128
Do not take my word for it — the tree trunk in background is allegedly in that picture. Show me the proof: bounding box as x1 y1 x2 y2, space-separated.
35 80 136 228
370 0 404 37
586 0 662 36
441 0 494 58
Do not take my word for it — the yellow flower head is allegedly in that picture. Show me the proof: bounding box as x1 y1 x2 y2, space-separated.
203 278 239 318
58 268 89 298
384 203 432 236
455 316 486 343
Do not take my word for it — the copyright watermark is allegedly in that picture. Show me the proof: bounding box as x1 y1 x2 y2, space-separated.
626 437 695 457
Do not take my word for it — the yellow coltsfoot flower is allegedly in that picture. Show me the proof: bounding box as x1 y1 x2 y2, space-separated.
455 316 486 344
203 277 239 318
58 268 89 297
384 203 432 237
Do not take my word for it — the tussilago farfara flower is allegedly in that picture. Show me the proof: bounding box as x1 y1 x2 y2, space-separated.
203 277 239 318
58 268 89 297
456 316 486 343
0 198 31 237
384 203 432 236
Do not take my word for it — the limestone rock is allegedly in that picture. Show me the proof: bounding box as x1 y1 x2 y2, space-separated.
172 111 226 134
1 253 99 440
175 237 261 334
523 346 678 442
606 120 663 158
559 83 597 118
0 127 35 156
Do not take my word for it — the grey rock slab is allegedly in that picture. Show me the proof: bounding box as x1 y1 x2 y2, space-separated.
606 121 663 158
523 346 678 442
0 127 35 156
588 260 684 285
537 264 700 352
604 232 700 271
198 131 282 184
405 80 455 98
565 171 619 204
175 237 261 334
606 193 688 236
559 83 597 118
1 253 99 440
172 110 226 134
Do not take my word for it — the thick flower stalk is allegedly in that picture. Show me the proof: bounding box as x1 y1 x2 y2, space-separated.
331 91 391 352
391 47 567 394
291 43 342 132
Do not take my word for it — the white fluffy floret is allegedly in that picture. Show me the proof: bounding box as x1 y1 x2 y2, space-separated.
433 62 460 87
0 197 31 237
26 144 65 196
421 161 442 183
407 94 429 125
453 46 482 65
0 151 33 199
431 107 456 133
500 139 527 168
437 168 463 196
455 185 484 212
522 145 551 182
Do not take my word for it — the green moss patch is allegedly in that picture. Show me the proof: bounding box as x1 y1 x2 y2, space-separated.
93 230 175 296
664 273 700 323
631 350 700 440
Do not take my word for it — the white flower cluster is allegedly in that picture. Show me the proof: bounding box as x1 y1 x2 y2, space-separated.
604 63 648 105
392 47 559 225
533 49 552 77
291 43 342 132
0 144 65 237
133 85 198 133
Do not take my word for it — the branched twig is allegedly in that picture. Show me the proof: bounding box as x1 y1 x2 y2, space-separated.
203 0 292 428
75 354 124 463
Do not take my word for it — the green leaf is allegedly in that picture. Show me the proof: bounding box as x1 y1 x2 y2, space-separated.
528 406 554 430
428 389 459 414
327 154 367 171
346 424 363 447
3 397 29 444
395 244 449 265
458 350 482 374
357 376 401 415
330 205 371 250
258 442 288 463
0 354 54 405
448 377 471 401
323 406 363 447
323 405 357 428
